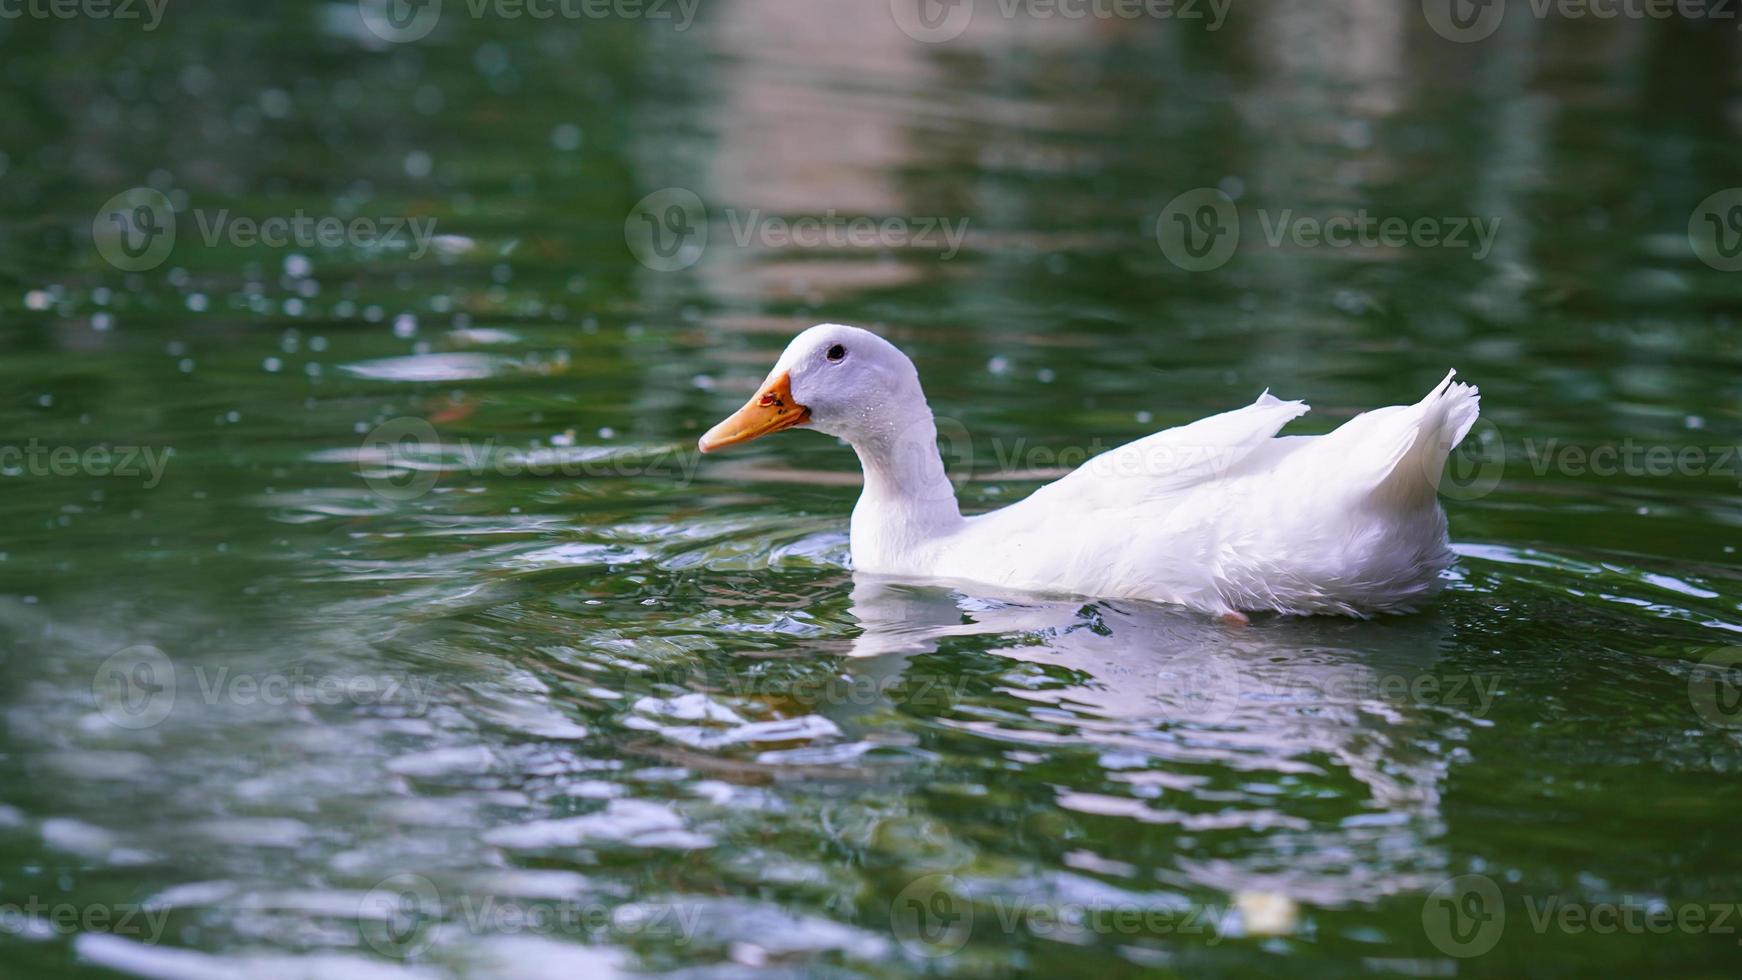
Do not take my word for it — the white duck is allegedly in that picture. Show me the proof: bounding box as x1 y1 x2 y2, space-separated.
698 324 1481 619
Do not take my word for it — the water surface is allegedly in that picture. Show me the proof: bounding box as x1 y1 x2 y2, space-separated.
3 2 1742 977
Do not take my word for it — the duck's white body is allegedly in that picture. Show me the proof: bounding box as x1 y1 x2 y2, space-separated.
701 325 1481 618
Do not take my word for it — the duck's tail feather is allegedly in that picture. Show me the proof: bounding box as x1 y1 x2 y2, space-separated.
1369 369 1481 508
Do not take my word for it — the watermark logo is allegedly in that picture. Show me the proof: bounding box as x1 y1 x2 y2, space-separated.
626 187 708 272
1156 662 1503 718
892 0 1231 42
356 871 707 955
1689 647 1742 729
358 0 444 43
93 188 176 272
1520 437 1742 488
889 874 1242 956
359 418 444 502
1156 187 1240 272
1153 652 1242 710
1434 417 1506 500
353 418 705 502
360 873 443 958
361 0 700 40
887 414 975 501
1425 875 1742 957
1427 0 1742 44
627 187 971 271
1423 874 1505 957
90 646 435 730
890 0 975 42
890 874 973 957
1158 187 1502 271
1690 188 1742 272
95 188 439 270
1422 0 1507 42
92 644 176 731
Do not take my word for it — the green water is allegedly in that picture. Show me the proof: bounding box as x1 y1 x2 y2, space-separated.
3 2 1742 977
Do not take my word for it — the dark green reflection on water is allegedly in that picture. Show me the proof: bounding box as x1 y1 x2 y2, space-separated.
2 2 1741 976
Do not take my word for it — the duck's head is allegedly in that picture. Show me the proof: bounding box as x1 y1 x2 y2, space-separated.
698 324 924 453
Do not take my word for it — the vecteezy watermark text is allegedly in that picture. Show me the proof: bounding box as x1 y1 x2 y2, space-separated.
1522 437 1742 487
357 0 702 44
0 441 171 488
93 187 439 273
1157 663 1503 717
890 873 1238 957
1424 0 1742 44
890 0 1231 44
192 210 439 261
0 0 167 30
1156 188 1501 271
354 418 707 502
1423 874 1742 958
358 873 703 958
92 645 436 731
0 898 171 944
624 187 970 272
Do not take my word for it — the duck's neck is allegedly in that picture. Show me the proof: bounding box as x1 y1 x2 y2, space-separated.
846 408 964 571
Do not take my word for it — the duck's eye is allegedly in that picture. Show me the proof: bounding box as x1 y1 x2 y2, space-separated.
826 344 846 362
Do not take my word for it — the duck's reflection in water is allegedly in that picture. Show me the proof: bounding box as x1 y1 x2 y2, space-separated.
839 575 1475 903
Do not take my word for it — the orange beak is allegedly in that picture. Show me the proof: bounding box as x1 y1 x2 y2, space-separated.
697 371 811 453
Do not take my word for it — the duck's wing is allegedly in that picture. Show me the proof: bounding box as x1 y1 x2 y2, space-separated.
1020 390 1311 511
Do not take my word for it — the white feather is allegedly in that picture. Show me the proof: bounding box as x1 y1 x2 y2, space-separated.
725 325 1482 618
